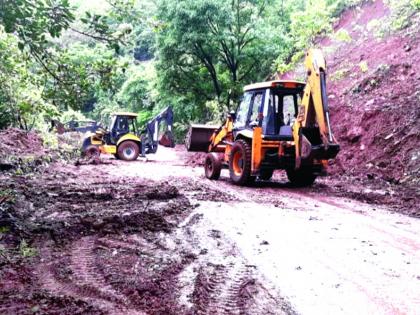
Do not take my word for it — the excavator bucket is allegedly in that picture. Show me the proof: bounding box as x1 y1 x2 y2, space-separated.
159 130 176 148
185 124 219 152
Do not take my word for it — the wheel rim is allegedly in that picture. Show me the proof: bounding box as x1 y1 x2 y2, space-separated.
232 151 243 176
123 146 135 159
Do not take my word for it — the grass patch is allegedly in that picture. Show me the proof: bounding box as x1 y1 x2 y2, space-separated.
330 68 350 81
19 240 38 258
334 29 352 42
359 61 369 73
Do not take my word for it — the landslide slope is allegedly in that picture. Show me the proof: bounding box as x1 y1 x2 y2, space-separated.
283 0 420 214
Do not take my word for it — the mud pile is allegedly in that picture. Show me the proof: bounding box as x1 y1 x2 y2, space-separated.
0 168 190 314
0 128 84 172
0 174 189 245
0 128 46 157
184 151 208 167
0 129 52 173
324 1 420 183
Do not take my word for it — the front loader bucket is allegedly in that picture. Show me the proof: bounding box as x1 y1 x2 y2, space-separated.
185 124 219 152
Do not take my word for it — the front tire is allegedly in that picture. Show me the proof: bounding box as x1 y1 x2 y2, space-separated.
83 145 100 158
286 167 317 187
117 141 140 161
229 139 253 185
204 153 222 180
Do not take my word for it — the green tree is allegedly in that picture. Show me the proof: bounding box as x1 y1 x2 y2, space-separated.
0 0 75 75
41 43 127 112
0 26 58 130
156 0 280 115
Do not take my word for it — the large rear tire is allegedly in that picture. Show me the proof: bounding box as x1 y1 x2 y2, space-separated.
286 167 317 187
204 153 222 180
117 141 140 161
229 139 254 185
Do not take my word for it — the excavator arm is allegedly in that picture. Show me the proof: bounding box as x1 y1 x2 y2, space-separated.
141 106 175 155
293 49 339 169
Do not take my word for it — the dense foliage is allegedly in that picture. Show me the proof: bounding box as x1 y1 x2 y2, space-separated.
0 0 418 138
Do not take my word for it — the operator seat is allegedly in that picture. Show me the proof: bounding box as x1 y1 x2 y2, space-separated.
263 101 293 141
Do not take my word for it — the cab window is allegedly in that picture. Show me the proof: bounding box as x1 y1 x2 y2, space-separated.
249 92 263 125
129 119 137 133
283 95 295 125
116 117 129 132
263 92 302 134
263 93 278 135
234 92 252 128
109 116 116 131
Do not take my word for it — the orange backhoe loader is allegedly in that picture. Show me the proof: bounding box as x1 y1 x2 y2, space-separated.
185 49 339 186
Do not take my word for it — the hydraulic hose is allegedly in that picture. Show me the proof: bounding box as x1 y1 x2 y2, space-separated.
320 71 333 143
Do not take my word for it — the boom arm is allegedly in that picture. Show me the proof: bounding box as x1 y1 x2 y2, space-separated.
141 106 175 155
293 49 337 168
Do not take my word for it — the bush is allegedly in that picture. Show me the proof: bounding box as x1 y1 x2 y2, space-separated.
384 0 418 31
334 29 352 42
411 0 420 10
60 109 87 123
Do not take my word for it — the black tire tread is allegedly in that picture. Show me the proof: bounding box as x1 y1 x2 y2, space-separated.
84 145 100 158
229 139 253 185
205 153 222 180
286 167 316 187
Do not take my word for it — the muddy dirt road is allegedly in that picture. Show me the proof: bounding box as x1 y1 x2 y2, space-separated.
96 147 420 315
1 146 419 315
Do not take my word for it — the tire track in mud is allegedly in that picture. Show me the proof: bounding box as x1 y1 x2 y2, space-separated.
174 211 295 315
36 238 145 315
69 237 137 311
191 261 293 315
193 263 252 314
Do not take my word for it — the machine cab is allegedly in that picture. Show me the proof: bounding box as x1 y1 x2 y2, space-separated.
109 112 139 144
234 80 305 141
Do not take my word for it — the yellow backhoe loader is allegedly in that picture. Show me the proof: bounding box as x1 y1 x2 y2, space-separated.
185 49 339 186
82 107 175 161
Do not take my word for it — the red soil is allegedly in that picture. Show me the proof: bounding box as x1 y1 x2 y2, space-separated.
281 0 420 212
0 128 46 157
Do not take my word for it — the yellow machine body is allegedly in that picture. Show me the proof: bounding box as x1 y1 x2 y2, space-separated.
116 133 141 146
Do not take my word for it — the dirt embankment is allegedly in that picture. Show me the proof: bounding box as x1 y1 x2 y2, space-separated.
0 128 83 173
0 129 49 172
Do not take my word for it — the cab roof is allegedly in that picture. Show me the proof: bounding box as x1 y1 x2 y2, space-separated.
244 80 305 92
112 112 138 118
